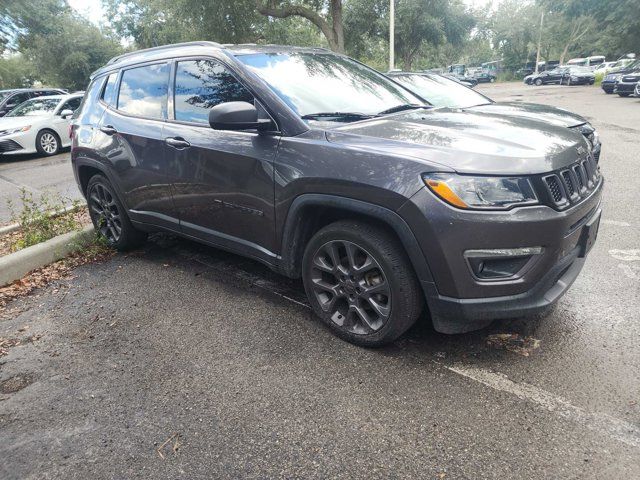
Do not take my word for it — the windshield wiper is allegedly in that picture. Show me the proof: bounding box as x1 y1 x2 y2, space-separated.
376 104 425 116
301 112 375 121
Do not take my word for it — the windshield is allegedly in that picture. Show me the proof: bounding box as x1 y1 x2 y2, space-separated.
7 98 59 117
391 74 490 108
235 52 423 118
0 91 11 102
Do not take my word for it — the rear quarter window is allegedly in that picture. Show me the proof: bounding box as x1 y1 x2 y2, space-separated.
101 73 118 107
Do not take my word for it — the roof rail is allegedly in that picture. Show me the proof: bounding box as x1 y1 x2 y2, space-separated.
106 41 222 66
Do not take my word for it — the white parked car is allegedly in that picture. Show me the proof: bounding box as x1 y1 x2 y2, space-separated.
0 93 83 157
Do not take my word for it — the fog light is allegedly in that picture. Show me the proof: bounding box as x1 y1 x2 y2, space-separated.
464 247 543 280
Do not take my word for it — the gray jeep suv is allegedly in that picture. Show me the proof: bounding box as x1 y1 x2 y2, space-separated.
71 42 603 346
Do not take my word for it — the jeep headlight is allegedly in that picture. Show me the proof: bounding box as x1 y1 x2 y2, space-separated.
423 174 538 210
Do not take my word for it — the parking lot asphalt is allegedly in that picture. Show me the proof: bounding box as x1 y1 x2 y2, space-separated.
0 150 83 224
1 83 639 479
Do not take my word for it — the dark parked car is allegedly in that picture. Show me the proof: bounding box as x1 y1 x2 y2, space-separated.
525 67 568 85
72 42 603 346
613 71 640 97
601 59 640 94
387 72 601 161
473 71 496 83
0 88 67 117
560 66 596 85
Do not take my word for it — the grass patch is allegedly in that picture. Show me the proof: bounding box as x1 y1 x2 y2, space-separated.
6 189 86 253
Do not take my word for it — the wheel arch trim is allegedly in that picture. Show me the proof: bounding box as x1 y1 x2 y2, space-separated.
279 193 434 284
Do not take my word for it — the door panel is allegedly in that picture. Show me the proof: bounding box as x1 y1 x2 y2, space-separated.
100 110 177 228
165 123 279 256
165 58 279 257
98 62 177 229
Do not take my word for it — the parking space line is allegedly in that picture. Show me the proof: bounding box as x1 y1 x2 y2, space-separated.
445 364 640 449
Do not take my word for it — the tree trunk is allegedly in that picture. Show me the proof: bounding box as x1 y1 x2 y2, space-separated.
256 0 344 53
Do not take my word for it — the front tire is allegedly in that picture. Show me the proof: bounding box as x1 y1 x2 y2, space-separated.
302 220 423 347
35 129 60 156
86 174 147 250
618 92 630 97
535 78 543 86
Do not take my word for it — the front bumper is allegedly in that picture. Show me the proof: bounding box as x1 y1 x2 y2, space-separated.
399 176 603 334
0 131 35 155
601 81 616 93
614 82 637 94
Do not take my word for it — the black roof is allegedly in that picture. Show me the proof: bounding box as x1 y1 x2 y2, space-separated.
92 41 333 78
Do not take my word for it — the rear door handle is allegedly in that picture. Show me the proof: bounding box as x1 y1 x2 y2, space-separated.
100 125 117 135
165 137 191 149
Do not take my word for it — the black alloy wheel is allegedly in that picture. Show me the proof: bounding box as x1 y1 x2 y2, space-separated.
86 174 147 250
302 220 423 347
309 239 391 334
88 182 122 244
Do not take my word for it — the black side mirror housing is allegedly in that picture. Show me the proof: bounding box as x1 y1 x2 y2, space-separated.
209 101 273 132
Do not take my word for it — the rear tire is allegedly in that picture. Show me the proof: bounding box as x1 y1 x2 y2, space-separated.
35 129 60 156
302 220 423 347
86 174 147 251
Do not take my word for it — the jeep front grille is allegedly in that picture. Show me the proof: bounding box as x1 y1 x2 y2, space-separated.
541 153 600 209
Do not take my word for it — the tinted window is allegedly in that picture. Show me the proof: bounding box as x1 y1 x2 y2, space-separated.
118 63 169 118
174 60 254 124
60 97 82 112
6 92 30 107
237 52 422 118
101 73 118 107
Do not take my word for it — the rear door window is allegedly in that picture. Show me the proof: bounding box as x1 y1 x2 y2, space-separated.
173 59 254 124
117 63 170 119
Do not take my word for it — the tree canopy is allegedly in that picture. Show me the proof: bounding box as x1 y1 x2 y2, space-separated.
0 0 638 89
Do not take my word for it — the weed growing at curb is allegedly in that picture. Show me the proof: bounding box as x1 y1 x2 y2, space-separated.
7 189 83 252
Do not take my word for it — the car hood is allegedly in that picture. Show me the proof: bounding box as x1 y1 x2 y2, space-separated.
465 102 586 128
0 115 48 130
326 108 588 175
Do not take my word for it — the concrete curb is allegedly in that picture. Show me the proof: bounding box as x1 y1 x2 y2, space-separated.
0 204 81 236
0 224 95 287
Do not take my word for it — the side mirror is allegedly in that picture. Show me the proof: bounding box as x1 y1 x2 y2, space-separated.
209 102 273 132
60 109 74 119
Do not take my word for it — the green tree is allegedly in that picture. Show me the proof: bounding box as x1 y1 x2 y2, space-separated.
104 0 264 47
0 54 36 88
256 1 345 52
22 14 122 90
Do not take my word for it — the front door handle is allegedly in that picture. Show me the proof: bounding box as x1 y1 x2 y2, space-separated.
165 137 191 149
100 125 117 135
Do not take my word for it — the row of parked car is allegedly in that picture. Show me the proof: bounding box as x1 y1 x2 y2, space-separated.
63 42 602 346
0 88 84 156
